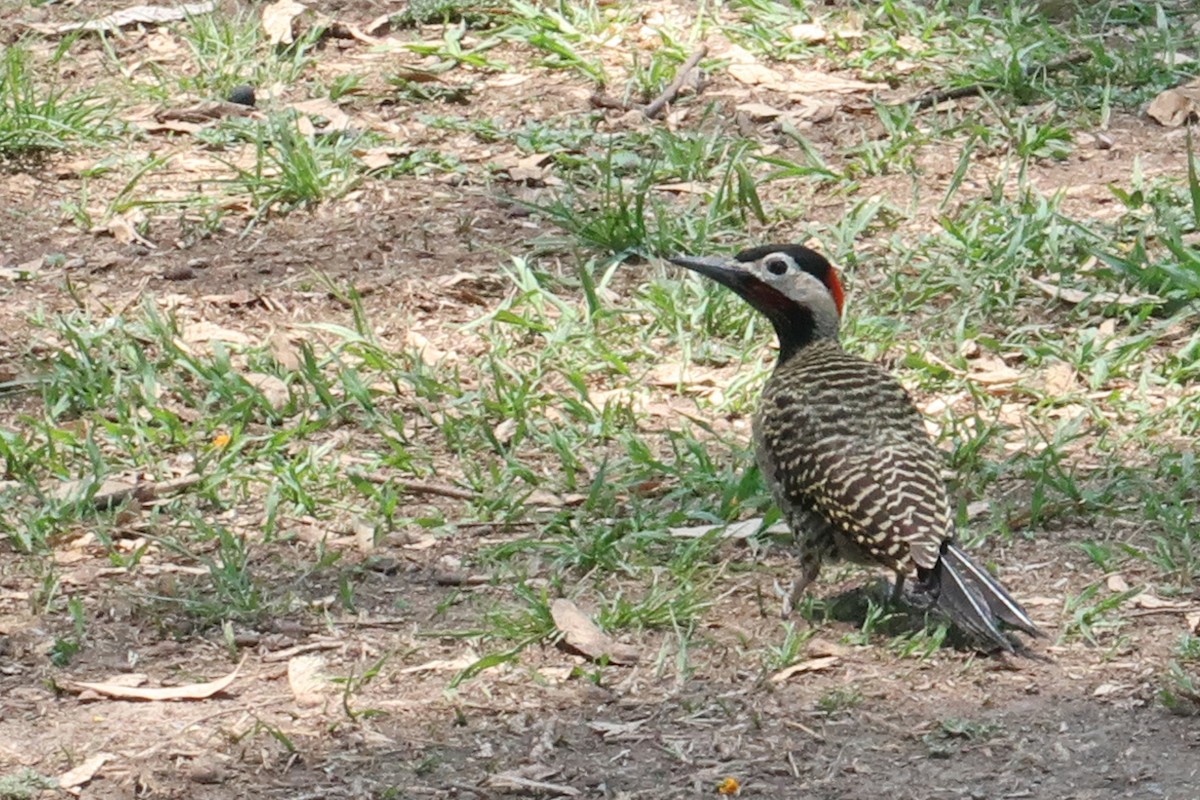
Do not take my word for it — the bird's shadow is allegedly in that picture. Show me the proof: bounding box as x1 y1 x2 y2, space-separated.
797 579 982 652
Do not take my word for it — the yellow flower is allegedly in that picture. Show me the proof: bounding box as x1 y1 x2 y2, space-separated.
212 432 232 448
717 777 740 795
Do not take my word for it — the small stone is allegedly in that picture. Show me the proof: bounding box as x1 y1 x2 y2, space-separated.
162 264 196 281
228 84 256 107
186 257 211 269
1095 132 1115 150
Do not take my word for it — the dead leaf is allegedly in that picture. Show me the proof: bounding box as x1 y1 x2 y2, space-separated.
805 638 850 658
1186 611 1200 634
487 772 580 797
1092 682 1123 697
58 753 114 794
1133 593 1192 610
287 654 329 707
290 97 350 130
783 70 877 95
1106 574 1130 593
492 418 517 446
104 213 155 248
668 519 762 540
728 62 786 87
262 0 307 46
655 181 710 195
269 332 302 371
1030 276 1163 307
153 101 258 125
1039 360 1078 396
1147 78 1200 127
405 330 446 365
968 354 1021 388
68 656 246 700
737 102 784 121
786 22 827 43
245 372 290 410
26 2 215 34
550 599 639 665
48 475 137 505
399 655 477 674
770 655 841 682
646 362 720 388
358 145 413 170
181 321 254 347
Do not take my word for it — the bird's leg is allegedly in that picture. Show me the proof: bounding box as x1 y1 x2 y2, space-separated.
889 572 906 606
782 553 822 619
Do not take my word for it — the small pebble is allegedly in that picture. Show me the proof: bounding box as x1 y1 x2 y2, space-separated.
162 264 196 281
228 84 256 107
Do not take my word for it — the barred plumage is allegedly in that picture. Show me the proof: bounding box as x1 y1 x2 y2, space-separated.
669 244 1041 652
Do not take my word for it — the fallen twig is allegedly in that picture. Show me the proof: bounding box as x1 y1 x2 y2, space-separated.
349 471 479 501
902 51 1093 109
643 44 708 119
589 44 708 119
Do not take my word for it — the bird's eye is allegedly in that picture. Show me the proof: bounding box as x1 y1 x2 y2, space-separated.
764 257 789 276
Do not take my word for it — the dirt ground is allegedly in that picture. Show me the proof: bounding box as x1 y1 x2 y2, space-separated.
2 1 1200 799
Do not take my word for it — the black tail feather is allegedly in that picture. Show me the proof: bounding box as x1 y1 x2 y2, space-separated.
926 542 1043 651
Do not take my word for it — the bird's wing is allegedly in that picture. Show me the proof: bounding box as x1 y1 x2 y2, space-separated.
762 402 950 571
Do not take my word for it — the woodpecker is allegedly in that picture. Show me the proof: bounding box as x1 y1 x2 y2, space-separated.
669 244 1042 652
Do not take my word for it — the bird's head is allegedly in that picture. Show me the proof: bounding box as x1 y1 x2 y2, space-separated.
668 244 844 358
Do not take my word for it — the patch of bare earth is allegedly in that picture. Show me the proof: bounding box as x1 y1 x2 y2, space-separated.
2 1 1199 798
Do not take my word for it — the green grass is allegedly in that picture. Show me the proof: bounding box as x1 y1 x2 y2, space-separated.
0 42 115 158
3 0 1200 680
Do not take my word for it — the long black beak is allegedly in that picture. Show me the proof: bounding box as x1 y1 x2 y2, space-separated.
667 254 755 295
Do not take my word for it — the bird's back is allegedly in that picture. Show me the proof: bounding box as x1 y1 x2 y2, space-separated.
753 339 951 572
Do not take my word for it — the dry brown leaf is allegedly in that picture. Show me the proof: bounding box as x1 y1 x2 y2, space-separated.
786 22 827 43
28 2 214 34
783 70 876 94
262 0 307 46
1133 593 1192 610
487 772 580 797
269 332 302 371
805 638 851 658
287 654 329 707
770 655 841 682
1147 78 1200 127
492 417 517 445
968 357 1022 388
1186 611 1200 634
737 102 785 121
48 475 137 504
551 599 640 665
1039 361 1078 395
181 321 254 346
1030 276 1163 307
399 655 477 674
69 655 246 700
668 519 762 540
358 145 412 170
728 61 786 87
405 330 447 365
58 753 114 794
154 101 259 125
655 181 710 195
290 97 351 130
1106 574 1130 593
105 213 155 248
245 372 290 410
